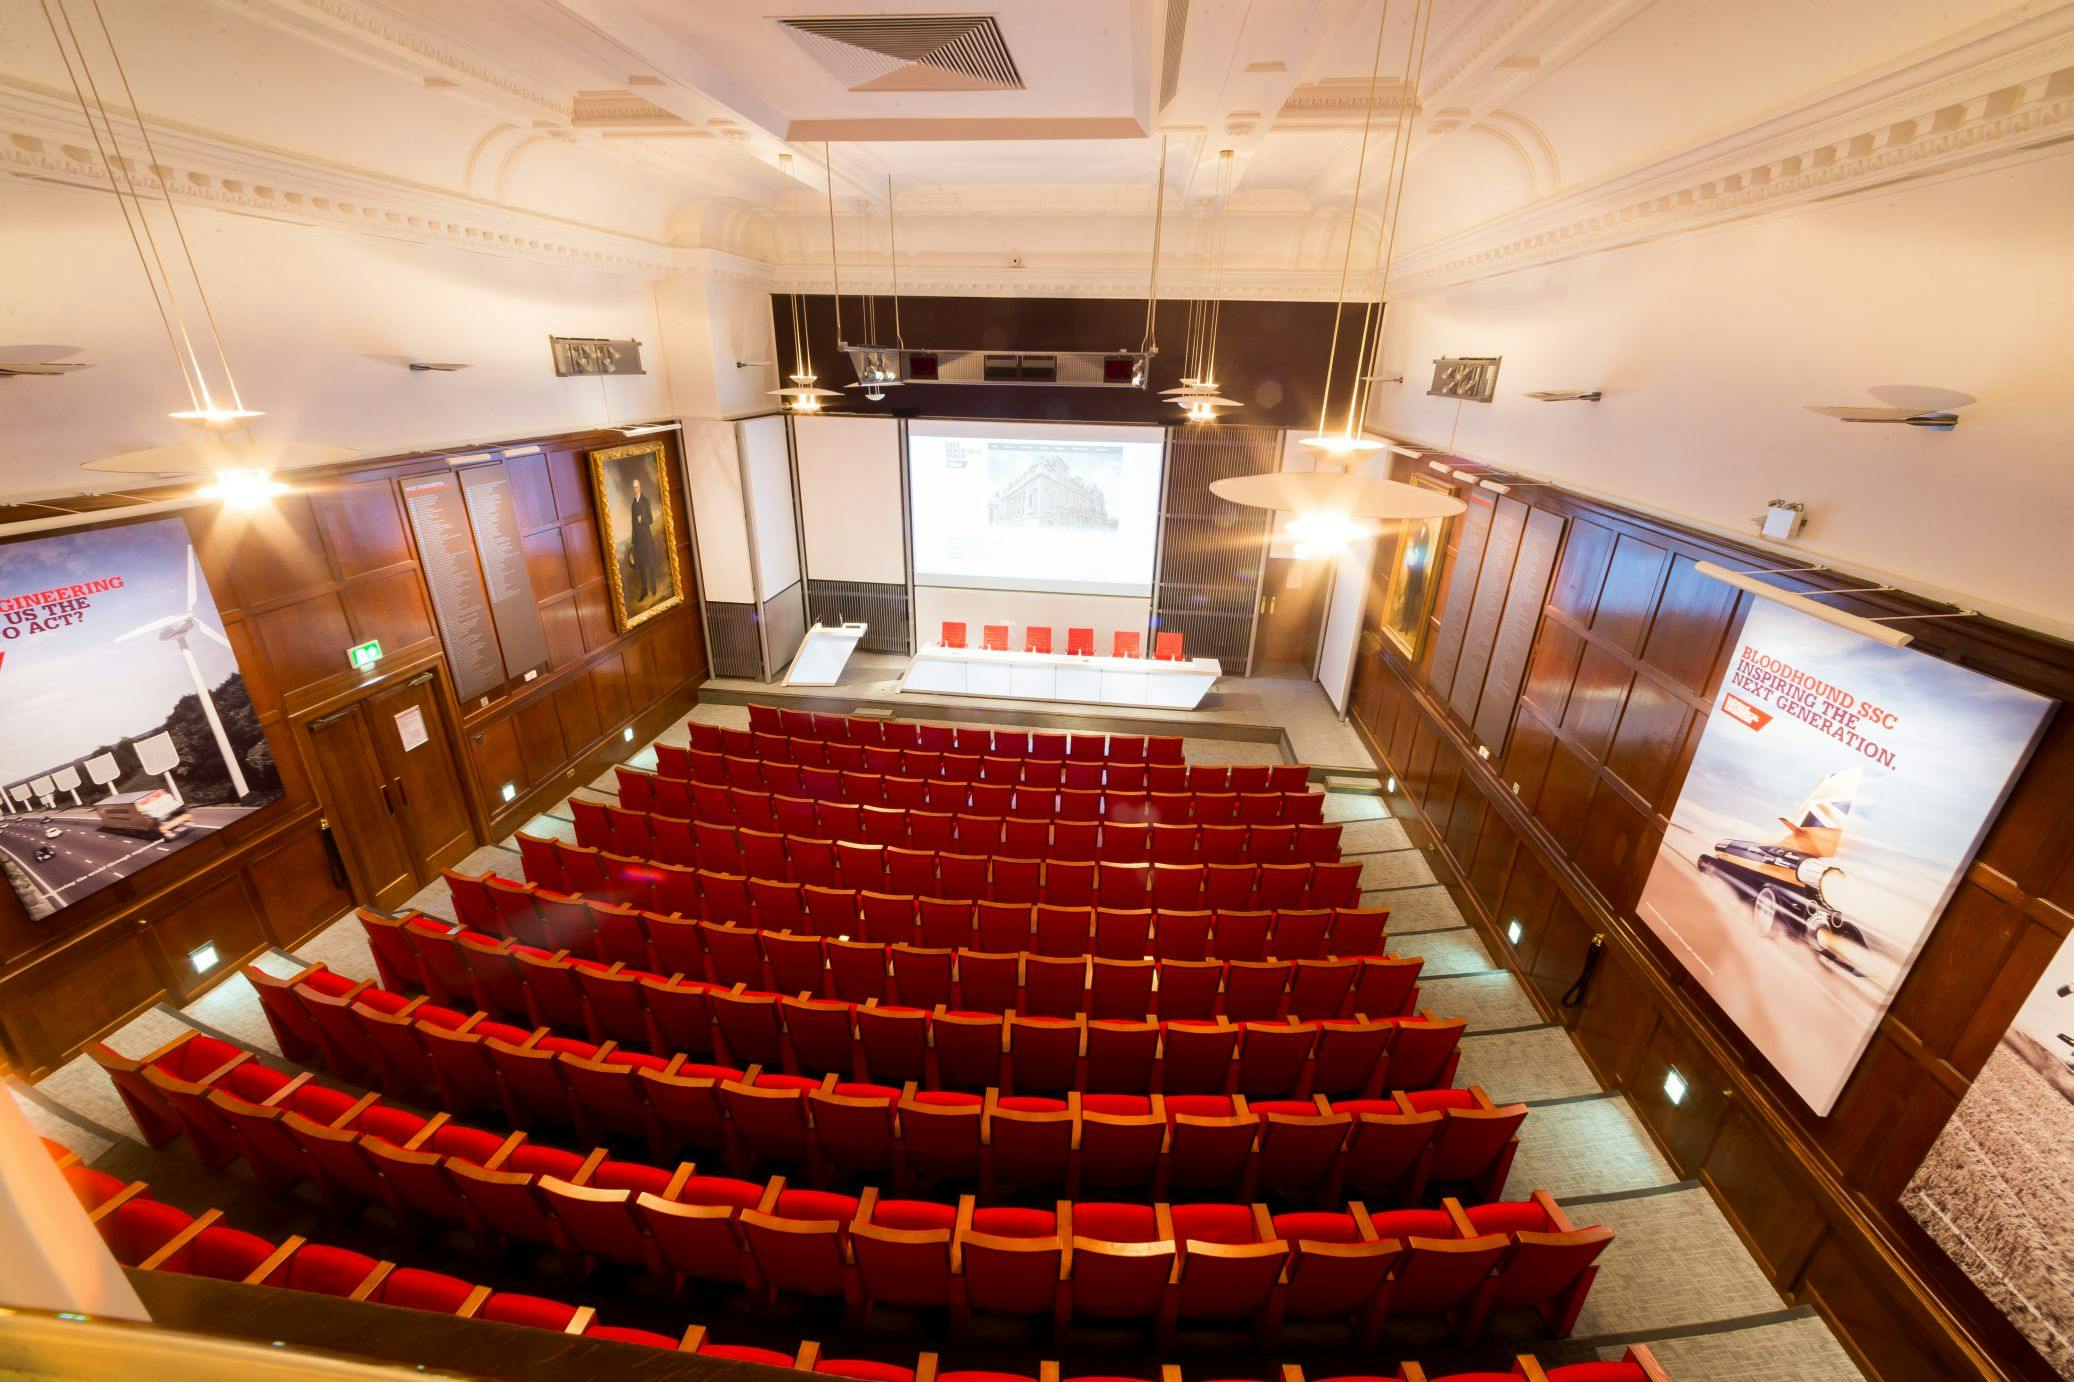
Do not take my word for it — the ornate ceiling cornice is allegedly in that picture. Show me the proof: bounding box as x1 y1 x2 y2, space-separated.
0 83 674 279
1388 13 2074 294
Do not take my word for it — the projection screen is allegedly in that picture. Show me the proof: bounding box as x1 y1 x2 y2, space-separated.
906 420 1166 598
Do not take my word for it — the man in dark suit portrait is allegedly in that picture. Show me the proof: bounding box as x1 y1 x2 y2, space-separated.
626 474 659 601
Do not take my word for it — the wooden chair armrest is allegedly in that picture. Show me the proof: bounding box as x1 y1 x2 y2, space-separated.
572 1147 609 1185
678 1324 707 1353
241 1235 306 1285
1441 1197 1476 1237
260 1072 314 1108
856 1183 879 1222
1626 1345 1671 1382
1154 1202 1175 1245
1279 1366 1306 1382
481 1131 527 1171
1348 1200 1379 1242
456 1284 492 1319
346 1261 396 1301
1251 1202 1276 1240
563 1304 595 1335
915 1352 939 1382
1534 1188 1574 1232
401 1111 451 1152
757 1174 787 1214
86 1181 150 1224
138 1208 223 1271
663 1162 694 1201
330 1091 382 1129
792 1341 820 1370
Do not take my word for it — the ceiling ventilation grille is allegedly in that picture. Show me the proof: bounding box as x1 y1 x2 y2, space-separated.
779 14 1023 92
1160 0 1190 109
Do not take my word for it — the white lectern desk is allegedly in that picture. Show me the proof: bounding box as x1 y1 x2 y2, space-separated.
901 645 1221 710
784 623 868 686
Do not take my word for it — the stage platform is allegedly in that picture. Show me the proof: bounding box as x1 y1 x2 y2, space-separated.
698 651 1377 776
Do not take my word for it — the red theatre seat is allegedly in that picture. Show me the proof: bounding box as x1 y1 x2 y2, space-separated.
982 625 1010 651
1066 628 1095 657
941 622 968 649
1154 631 1185 661
1025 626 1053 654
1112 630 1142 659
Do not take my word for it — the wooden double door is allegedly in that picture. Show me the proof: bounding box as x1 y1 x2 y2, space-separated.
306 669 476 912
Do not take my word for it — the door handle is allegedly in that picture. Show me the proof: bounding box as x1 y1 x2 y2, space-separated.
403 671 436 690
377 781 395 815
392 776 410 810
1267 597 1278 614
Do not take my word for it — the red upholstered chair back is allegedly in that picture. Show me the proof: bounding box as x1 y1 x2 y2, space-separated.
1065 627 1095 656
1112 629 1142 658
941 621 967 648
1024 626 1053 653
1154 630 1184 661
982 624 1009 650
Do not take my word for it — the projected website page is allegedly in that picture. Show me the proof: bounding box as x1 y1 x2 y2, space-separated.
908 428 1163 597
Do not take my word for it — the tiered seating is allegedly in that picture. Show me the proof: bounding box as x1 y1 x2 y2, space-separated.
45 1133 935 1365
347 914 1461 1091
415 888 1422 1022
239 965 1515 1200
551 813 1360 908
450 876 1391 962
640 764 1325 824
86 1043 1607 1348
602 781 1342 861
735 707 1188 763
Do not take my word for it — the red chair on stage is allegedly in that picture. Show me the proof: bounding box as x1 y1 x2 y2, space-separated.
1025 626 1053 653
982 624 1010 651
1112 630 1142 658
941 622 967 649
1154 630 1185 661
1065 627 1095 657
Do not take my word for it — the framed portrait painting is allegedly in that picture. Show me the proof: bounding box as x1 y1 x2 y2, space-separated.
1377 474 1452 658
588 441 684 632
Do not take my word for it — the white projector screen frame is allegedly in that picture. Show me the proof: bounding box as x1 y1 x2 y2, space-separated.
906 419 1167 599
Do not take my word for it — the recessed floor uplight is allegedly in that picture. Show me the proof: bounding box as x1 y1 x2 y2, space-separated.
1506 919 1523 945
189 942 219 974
623 727 635 742
1385 776 1397 793
500 782 517 803
1662 1068 1689 1105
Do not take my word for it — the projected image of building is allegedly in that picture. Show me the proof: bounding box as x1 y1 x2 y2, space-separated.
987 454 1119 531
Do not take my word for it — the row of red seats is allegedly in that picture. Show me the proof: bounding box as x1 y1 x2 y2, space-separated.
738 706 1183 763
603 780 1339 864
53 1140 742 1353
93 1040 1601 1349
897 1359 1665 1382
563 813 1352 908
644 760 1323 823
266 945 1461 1100
244 971 1516 1202
430 890 1419 1023
47 1137 1657 1381
663 743 1298 799
451 874 1389 965
513 839 1362 925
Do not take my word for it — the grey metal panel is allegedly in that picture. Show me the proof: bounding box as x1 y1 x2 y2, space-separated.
761 580 809 677
704 601 763 679
1151 422 1281 668
805 579 910 653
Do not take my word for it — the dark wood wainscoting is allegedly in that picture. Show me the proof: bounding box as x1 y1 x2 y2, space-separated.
0 428 707 1077
1344 460 2070 1382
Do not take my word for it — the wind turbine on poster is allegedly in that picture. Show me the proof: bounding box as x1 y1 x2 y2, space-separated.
114 544 249 800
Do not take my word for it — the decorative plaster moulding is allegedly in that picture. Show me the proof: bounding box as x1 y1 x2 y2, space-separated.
1388 11 2074 295
0 85 674 280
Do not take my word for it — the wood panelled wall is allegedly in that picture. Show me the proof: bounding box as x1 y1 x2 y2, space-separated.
0 428 706 1075
1345 461 2070 1382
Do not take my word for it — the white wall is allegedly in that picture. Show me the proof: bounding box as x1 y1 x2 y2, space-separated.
653 265 780 421
793 415 906 584
680 420 753 604
1 179 671 497
1368 152 2074 635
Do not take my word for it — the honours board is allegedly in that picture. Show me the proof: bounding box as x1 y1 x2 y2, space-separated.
400 469 545 703
457 465 551 682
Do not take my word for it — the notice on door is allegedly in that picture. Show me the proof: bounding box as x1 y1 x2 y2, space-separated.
394 704 429 752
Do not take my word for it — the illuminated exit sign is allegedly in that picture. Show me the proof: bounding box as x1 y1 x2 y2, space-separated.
347 639 383 672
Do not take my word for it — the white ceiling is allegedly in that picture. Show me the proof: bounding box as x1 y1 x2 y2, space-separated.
1 0 2064 286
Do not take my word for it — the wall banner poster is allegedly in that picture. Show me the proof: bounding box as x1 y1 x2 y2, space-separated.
1634 600 2053 1115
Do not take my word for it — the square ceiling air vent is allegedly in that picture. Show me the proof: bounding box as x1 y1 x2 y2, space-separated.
778 14 1023 92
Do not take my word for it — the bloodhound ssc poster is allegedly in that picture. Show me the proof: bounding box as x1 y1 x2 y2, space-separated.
0 518 282 920
1636 601 2052 1115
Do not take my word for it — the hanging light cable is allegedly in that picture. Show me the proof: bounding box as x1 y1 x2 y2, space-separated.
1341 0 1432 443
1298 0 1393 457
771 149 838 413
1179 149 1241 422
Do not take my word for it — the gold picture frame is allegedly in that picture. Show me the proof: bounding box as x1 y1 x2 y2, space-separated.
587 440 684 632
1378 473 1453 659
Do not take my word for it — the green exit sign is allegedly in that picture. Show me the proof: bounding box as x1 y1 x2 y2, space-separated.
346 639 383 671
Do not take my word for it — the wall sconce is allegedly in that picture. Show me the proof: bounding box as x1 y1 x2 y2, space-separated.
1524 390 1601 402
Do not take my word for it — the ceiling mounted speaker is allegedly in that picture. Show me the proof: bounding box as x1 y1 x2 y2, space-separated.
779 14 1023 92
